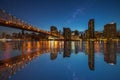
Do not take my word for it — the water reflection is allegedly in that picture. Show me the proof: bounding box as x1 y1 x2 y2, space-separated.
104 41 116 65
0 40 119 80
88 41 94 70
50 41 59 60
63 41 71 57
0 41 51 80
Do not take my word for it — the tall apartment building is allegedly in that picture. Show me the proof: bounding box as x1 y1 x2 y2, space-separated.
63 27 71 40
104 23 116 39
88 19 94 39
50 26 58 35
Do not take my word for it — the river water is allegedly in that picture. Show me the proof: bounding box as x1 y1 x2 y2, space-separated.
0 40 120 80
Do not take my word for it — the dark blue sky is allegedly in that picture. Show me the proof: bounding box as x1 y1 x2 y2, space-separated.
0 0 120 31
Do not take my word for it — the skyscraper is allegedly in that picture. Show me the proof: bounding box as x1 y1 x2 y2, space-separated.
63 27 71 40
104 23 117 39
88 19 94 39
50 26 58 35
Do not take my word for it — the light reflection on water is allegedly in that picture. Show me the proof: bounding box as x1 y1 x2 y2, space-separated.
0 40 120 80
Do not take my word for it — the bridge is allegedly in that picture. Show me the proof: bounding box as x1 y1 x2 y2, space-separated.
0 9 59 38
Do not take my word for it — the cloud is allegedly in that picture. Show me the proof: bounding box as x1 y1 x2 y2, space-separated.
66 0 97 25
72 8 84 19
66 8 85 24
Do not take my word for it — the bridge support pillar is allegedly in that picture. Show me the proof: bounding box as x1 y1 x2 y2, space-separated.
22 30 24 35
21 30 25 40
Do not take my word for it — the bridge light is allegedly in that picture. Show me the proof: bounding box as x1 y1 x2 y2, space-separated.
5 21 9 24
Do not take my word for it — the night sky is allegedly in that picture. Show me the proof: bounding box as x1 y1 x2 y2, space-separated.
0 0 120 32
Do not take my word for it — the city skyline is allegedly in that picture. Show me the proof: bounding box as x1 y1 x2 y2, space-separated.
1 1 120 79
0 14 119 41
0 0 120 31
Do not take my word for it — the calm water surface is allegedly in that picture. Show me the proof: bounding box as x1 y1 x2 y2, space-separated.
0 40 120 80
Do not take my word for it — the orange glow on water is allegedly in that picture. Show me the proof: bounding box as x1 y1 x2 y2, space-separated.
26 41 31 52
94 41 100 53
